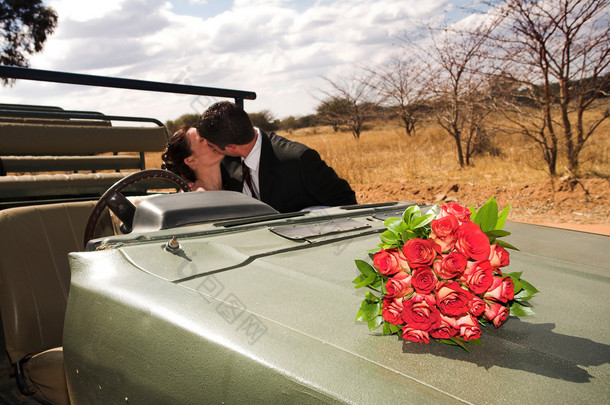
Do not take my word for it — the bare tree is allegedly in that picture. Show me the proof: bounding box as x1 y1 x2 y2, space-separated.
406 18 499 167
366 54 429 136
490 0 610 177
316 74 382 140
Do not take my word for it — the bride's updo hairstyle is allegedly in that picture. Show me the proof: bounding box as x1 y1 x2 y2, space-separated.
161 126 197 182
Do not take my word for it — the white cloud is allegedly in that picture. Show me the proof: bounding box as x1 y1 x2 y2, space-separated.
4 0 458 121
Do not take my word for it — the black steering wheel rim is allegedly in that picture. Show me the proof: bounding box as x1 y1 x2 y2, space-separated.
84 169 190 247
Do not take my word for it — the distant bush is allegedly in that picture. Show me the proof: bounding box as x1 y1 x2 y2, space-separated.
248 110 279 132
165 113 200 134
277 114 319 132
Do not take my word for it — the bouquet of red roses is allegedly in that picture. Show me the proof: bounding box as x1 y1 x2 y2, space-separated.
354 197 538 351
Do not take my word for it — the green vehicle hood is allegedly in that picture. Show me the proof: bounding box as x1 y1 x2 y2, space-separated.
64 206 610 404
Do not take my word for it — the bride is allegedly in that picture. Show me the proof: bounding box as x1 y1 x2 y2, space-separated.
162 126 224 191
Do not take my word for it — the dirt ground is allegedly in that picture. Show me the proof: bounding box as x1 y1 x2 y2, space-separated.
353 177 610 236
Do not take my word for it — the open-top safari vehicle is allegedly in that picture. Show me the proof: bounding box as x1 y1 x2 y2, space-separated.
0 65 608 404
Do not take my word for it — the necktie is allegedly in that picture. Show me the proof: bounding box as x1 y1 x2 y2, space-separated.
242 162 258 199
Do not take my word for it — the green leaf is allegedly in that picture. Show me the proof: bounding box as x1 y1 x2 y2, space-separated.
495 239 520 251
469 204 477 217
364 291 381 302
355 259 376 277
368 315 384 331
411 213 435 229
441 337 472 353
384 217 407 233
403 229 418 241
383 321 401 335
383 321 392 335
514 279 539 301
496 204 511 230
473 197 498 232
369 278 383 289
365 247 381 255
506 271 524 280
486 229 511 238
424 204 440 217
509 301 535 317
380 230 399 245
438 338 459 346
512 279 524 295
353 273 375 289
506 271 524 293
355 300 381 322
402 205 421 224
467 339 482 347
514 289 535 301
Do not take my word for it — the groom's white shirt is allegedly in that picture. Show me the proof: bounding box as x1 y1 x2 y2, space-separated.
241 127 262 198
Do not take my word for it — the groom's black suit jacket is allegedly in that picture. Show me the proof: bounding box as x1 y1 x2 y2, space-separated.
221 130 357 213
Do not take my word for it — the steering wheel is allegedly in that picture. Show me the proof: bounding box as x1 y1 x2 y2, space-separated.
84 169 190 246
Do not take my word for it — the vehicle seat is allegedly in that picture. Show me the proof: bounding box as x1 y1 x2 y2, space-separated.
0 201 113 405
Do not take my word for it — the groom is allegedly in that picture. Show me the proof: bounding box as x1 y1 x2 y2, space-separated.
196 101 357 213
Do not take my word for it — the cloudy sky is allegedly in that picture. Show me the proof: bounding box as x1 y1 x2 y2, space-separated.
2 0 482 122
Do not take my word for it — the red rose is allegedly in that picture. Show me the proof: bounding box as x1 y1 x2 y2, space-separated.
439 202 471 224
489 243 510 268
457 314 482 341
433 251 468 279
484 301 510 328
373 248 409 275
411 267 438 294
460 260 494 295
436 281 472 317
455 222 491 261
484 276 514 303
468 295 486 317
401 326 430 343
385 271 413 298
430 314 459 339
382 297 403 325
430 216 460 252
401 295 440 331
402 238 438 268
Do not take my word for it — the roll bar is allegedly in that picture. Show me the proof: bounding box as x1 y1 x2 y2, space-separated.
0 65 256 108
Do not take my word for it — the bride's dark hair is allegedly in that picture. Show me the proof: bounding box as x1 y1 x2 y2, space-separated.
161 126 197 182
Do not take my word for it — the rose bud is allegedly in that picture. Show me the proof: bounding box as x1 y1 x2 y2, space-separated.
484 276 514 303
455 222 491 261
484 301 510 328
402 295 441 332
433 251 468 279
402 326 430 344
489 243 510 268
430 314 460 340
438 202 471 224
456 313 483 341
382 297 404 325
411 266 438 295
385 271 413 298
430 216 460 252
373 248 409 275
468 295 486 317
402 238 438 268
436 281 472 317
460 260 494 295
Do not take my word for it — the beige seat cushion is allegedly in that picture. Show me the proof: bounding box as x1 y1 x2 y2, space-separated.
0 201 114 404
0 201 112 362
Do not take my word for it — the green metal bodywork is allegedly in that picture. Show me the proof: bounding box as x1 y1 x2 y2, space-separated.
64 203 610 404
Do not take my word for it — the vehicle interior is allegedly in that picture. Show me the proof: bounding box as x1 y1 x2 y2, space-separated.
0 66 258 405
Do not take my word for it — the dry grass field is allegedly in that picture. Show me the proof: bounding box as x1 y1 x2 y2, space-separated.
147 103 610 234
